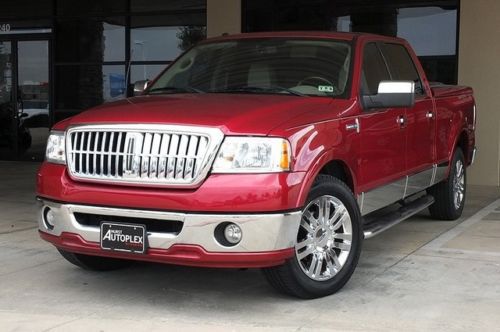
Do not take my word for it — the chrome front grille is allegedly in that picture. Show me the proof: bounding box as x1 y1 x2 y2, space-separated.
66 124 224 187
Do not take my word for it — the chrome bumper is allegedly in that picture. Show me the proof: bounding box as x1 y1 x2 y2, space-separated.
37 198 301 253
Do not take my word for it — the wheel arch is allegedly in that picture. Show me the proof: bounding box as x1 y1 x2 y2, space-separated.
297 153 357 208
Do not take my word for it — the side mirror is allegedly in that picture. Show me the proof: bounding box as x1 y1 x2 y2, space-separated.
133 80 150 96
362 81 415 109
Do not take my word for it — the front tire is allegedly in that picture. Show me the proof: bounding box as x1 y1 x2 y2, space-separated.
263 175 363 299
58 249 133 271
428 148 466 220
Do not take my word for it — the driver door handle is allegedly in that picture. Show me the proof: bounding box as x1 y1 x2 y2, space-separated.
397 115 406 128
426 111 434 119
345 118 360 133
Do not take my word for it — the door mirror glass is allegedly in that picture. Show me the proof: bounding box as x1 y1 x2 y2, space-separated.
362 81 415 109
133 80 149 96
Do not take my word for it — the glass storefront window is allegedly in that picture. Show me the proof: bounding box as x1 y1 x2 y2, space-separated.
131 24 206 61
130 64 166 83
397 7 457 57
131 26 183 62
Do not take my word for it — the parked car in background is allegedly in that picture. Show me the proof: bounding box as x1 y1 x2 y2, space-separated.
37 32 476 298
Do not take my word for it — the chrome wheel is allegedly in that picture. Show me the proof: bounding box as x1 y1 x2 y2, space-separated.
453 159 465 209
295 195 353 281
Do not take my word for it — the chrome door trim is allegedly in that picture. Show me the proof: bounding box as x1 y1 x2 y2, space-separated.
358 164 444 215
358 177 406 215
405 167 434 198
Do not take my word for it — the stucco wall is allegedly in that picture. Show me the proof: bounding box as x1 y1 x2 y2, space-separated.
207 0 242 37
459 0 500 186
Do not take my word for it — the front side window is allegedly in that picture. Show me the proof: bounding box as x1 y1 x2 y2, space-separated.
147 38 352 97
380 43 425 95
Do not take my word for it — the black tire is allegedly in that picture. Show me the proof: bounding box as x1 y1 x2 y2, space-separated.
428 148 466 220
262 175 363 299
58 249 133 271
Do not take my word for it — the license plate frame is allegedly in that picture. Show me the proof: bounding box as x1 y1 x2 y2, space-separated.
100 222 147 254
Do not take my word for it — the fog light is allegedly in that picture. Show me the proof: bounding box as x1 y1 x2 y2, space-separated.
42 207 55 230
224 223 242 245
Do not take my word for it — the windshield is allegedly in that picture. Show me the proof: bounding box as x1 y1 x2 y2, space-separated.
147 38 352 97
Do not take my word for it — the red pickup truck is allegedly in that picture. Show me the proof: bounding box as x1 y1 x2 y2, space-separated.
37 32 476 299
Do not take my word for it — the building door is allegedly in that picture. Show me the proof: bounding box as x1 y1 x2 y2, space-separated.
0 38 50 161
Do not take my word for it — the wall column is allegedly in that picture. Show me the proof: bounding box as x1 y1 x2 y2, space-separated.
207 0 242 37
459 0 500 186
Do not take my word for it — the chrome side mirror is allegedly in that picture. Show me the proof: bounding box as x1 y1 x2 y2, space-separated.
133 80 150 96
362 81 415 109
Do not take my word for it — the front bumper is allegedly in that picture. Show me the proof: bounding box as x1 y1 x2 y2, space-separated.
38 198 301 268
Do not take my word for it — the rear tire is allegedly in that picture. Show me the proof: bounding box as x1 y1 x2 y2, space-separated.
263 175 363 299
58 249 133 271
428 148 466 220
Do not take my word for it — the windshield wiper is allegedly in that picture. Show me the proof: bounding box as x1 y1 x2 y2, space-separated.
213 85 307 97
147 86 205 94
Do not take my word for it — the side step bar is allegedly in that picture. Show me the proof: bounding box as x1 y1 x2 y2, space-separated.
363 195 435 239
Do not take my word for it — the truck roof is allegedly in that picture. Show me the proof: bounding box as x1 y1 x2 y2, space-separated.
204 31 406 43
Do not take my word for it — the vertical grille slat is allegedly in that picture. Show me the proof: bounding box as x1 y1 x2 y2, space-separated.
115 132 122 177
175 135 189 179
149 133 162 178
78 132 84 173
67 126 218 186
108 132 115 177
166 134 179 180
185 135 199 179
158 133 170 179
92 132 98 175
100 132 107 176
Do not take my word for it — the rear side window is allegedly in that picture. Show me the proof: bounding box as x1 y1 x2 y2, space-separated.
361 43 391 95
380 43 424 95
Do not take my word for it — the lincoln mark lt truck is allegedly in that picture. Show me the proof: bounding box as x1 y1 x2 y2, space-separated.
37 32 476 299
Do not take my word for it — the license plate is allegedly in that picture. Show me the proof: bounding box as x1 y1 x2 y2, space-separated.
100 222 147 254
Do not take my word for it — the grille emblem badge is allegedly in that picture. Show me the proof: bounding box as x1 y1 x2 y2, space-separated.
123 133 143 178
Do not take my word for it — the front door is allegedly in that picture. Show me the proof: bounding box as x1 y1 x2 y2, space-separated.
357 42 407 215
0 38 50 161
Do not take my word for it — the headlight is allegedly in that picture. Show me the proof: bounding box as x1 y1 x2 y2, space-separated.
212 137 291 173
45 131 66 164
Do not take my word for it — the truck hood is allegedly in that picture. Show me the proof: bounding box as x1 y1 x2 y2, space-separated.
62 94 338 135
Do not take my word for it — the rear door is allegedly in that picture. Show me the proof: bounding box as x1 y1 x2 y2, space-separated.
357 42 407 215
380 42 436 196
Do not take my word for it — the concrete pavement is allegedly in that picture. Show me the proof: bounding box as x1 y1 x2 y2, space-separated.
0 161 499 331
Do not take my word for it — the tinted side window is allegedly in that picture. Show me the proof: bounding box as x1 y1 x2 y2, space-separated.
381 43 424 95
361 43 391 95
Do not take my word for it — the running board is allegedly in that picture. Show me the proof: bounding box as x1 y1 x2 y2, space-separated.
363 195 435 239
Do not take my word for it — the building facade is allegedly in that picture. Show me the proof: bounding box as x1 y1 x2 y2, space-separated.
0 0 497 186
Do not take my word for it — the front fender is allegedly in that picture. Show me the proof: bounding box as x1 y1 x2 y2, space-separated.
281 118 360 208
